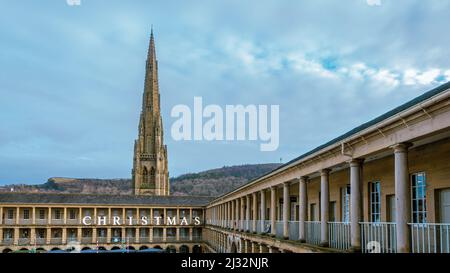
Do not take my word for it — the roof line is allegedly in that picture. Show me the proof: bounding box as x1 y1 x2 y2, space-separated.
211 81 450 202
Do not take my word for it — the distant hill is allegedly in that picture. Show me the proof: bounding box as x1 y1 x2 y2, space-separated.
0 163 282 197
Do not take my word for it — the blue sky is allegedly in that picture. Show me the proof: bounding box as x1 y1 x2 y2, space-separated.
0 0 449 184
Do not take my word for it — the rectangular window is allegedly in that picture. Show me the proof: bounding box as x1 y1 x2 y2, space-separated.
369 181 381 222
39 209 45 220
23 209 30 220
69 210 76 220
411 172 427 223
54 209 61 220
7 209 14 220
341 185 351 222
310 203 316 221
329 202 336 222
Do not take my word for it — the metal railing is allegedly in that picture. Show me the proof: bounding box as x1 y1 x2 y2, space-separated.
1 238 14 245
96 237 107 243
35 238 46 245
81 237 93 244
35 219 48 225
49 238 63 245
410 223 450 253
289 221 299 240
360 222 396 253
328 222 351 251
275 221 284 239
305 221 321 246
256 220 263 234
152 236 164 242
18 238 31 245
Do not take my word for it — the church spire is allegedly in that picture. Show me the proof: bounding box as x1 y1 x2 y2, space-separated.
132 28 169 196
142 27 160 116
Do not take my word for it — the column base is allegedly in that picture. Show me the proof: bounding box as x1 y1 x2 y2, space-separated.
348 246 362 253
320 242 329 248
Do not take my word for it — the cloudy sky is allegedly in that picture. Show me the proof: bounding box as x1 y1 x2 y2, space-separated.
0 0 449 184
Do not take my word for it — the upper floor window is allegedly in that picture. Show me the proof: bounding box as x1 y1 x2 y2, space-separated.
54 209 61 220
39 209 45 220
411 172 427 223
23 209 30 220
7 209 14 220
369 181 381 223
69 209 76 220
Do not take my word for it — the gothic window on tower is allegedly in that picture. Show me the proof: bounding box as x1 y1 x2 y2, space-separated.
149 167 156 189
142 167 149 188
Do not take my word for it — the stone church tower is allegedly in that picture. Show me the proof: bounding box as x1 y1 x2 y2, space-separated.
132 29 169 196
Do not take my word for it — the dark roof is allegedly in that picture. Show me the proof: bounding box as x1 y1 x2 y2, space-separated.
219 81 450 198
0 192 214 206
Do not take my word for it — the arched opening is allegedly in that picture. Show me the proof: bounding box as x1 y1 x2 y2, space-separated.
166 245 176 253
153 245 162 249
126 246 135 250
81 247 91 251
179 245 189 253
19 248 29 252
36 248 46 253
230 242 237 253
2 248 12 253
98 246 106 251
192 245 202 253
111 246 121 250
51 247 61 251
139 246 149 250
142 167 148 188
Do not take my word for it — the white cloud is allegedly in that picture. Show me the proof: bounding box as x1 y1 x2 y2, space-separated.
366 0 382 6
445 70 450 82
287 52 337 79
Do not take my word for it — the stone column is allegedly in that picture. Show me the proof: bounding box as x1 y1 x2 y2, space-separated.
106 228 111 243
16 207 20 225
235 199 239 230
394 143 412 253
231 200 235 230
32 207 36 225
251 241 257 253
260 189 266 233
48 208 52 225
283 182 290 239
62 228 67 244
30 228 36 245
227 202 232 229
320 169 330 247
246 195 251 232
46 227 51 245
252 192 258 233
299 176 308 242
63 207 67 225
350 159 364 252
240 197 245 231
270 186 276 237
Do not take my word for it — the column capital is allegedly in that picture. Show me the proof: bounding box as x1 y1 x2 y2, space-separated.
348 158 365 166
270 185 277 190
299 176 309 182
252 192 257 197
283 181 290 186
391 142 413 153
260 188 266 194
320 168 331 175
